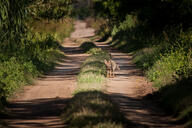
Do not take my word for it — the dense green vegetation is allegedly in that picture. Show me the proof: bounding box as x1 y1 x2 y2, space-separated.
0 0 74 110
62 43 130 128
28 0 74 42
91 0 192 126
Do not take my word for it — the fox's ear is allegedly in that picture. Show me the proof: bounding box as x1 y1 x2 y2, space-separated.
104 59 107 63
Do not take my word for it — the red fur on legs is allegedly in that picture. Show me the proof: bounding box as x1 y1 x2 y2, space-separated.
107 70 110 78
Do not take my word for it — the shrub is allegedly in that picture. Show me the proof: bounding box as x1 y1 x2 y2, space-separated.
133 47 160 70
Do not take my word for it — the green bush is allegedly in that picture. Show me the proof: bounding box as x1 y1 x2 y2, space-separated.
0 58 27 97
147 48 191 87
133 47 160 70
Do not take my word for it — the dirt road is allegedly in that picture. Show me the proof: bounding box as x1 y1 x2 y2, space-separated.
4 20 94 128
4 20 183 128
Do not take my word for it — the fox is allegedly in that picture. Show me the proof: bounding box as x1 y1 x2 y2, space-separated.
104 58 120 78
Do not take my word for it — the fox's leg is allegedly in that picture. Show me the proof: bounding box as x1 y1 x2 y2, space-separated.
111 69 114 78
112 70 115 77
107 70 110 78
107 70 109 78
110 70 112 77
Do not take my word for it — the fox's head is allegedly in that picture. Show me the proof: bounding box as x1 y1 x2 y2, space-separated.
104 59 110 65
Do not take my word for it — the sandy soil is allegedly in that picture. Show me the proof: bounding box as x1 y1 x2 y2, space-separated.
4 20 94 128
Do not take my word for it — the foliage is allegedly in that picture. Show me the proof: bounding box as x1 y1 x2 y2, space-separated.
0 0 27 52
93 0 192 29
28 0 74 20
147 48 192 87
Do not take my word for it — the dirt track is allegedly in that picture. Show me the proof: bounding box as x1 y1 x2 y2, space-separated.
4 20 183 128
4 20 93 128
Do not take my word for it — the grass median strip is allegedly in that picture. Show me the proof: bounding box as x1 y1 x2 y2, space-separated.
61 42 131 128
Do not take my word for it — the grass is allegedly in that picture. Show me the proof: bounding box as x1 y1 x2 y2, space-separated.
28 17 74 42
61 45 130 128
61 91 129 128
77 46 109 92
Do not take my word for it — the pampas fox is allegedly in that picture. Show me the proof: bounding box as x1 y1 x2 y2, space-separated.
104 59 120 78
